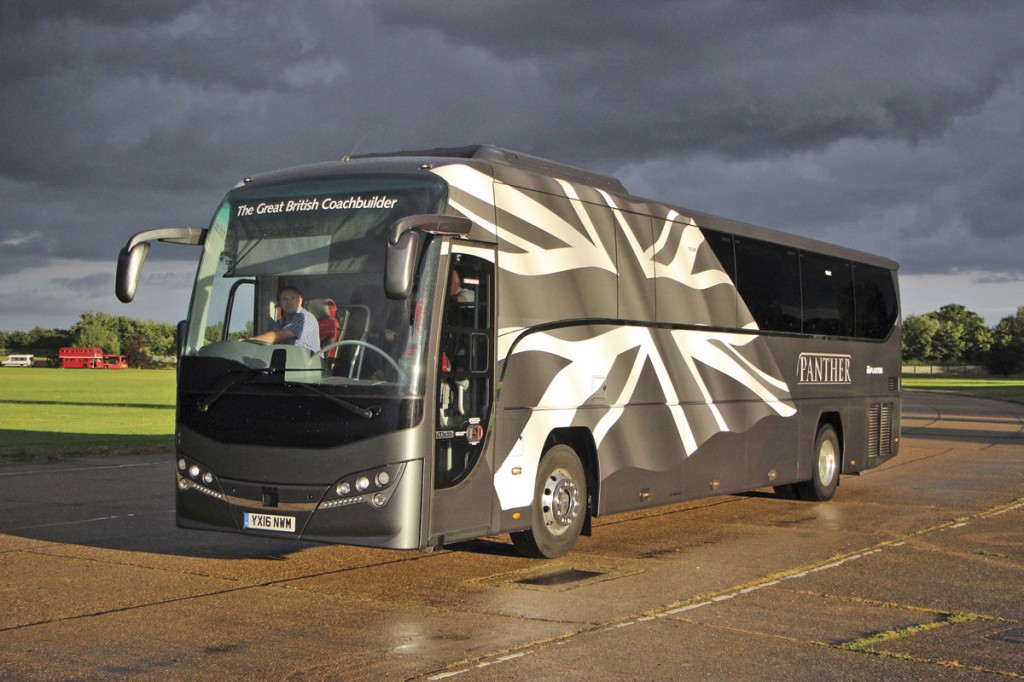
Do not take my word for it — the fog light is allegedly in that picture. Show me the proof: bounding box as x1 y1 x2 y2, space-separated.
336 481 351 496
189 465 200 478
375 471 391 487
355 476 370 491
177 459 187 471
372 493 387 507
178 478 189 491
202 472 214 485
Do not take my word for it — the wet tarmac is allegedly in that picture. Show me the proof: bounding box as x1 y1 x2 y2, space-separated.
1 390 1021 680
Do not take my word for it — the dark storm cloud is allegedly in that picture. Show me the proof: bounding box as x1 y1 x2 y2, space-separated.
1 2 312 190
1 0 197 29
374 1 1022 162
0 0 1022 328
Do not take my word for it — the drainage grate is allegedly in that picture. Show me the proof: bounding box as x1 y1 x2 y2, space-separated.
515 568 604 587
988 627 1024 644
476 563 641 591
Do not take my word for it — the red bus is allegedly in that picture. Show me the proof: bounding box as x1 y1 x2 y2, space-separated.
59 347 129 369
103 354 129 369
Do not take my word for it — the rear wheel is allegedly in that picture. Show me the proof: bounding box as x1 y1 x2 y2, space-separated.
510 445 587 559
796 425 840 501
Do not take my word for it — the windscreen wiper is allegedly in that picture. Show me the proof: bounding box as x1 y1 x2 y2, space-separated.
289 381 380 420
197 367 276 412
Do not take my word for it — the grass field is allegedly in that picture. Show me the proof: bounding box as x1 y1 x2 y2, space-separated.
901 375 1024 405
2 368 1022 461
0 368 175 460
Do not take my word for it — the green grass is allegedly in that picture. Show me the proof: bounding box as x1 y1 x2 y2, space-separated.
3 367 1022 461
902 375 1024 405
0 368 175 460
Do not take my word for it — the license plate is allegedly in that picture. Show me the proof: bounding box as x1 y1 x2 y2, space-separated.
243 512 296 533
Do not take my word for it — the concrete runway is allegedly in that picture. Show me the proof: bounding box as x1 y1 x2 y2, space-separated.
1 390 1021 680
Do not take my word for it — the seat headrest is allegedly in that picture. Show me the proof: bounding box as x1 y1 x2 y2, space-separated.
305 297 336 320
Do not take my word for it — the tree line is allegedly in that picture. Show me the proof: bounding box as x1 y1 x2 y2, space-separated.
4 304 1024 374
904 304 1024 375
0 312 176 368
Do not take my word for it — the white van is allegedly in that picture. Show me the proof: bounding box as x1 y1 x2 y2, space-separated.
1 354 35 367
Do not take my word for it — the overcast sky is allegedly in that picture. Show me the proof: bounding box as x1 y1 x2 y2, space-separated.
2 0 1023 332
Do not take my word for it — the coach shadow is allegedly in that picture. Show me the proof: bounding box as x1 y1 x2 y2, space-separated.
0 449 316 560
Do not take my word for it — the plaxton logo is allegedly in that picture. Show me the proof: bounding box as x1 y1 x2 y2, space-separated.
798 353 852 384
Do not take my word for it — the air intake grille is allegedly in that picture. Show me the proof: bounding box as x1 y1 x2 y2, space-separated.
868 402 894 457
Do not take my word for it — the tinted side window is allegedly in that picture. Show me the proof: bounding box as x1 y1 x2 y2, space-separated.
701 229 736 281
854 264 898 339
734 238 801 333
801 253 854 336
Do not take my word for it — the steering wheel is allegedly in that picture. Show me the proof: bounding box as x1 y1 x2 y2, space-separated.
317 340 408 383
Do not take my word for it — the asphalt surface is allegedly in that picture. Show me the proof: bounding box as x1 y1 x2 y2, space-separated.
0 390 1021 680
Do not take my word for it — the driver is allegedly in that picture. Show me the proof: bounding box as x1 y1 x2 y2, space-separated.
248 285 321 352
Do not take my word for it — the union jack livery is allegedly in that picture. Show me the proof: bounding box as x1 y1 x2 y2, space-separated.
117 146 900 557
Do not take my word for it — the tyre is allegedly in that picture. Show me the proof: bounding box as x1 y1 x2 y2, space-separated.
796 424 840 502
510 445 587 559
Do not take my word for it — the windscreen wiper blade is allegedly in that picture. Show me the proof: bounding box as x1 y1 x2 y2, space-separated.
289 381 379 420
197 367 275 412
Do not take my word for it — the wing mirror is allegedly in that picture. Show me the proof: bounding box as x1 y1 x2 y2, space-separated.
116 227 205 302
385 215 471 299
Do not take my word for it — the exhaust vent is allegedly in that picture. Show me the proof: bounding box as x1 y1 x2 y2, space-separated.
867 402 894 457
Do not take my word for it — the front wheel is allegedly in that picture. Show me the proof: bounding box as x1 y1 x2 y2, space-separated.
510 445 587 559
796 424 840 501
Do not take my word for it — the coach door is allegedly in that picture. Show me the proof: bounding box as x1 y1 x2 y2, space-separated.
430 252 496 542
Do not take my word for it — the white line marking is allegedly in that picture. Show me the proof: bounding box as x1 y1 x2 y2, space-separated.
2 510 175 533
0 460 172 477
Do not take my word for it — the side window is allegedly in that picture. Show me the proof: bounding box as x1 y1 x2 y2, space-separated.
734 238 801 333
209 278 256 343
801 253 854 336
436 254 494 489
700 229 736 282
854 263 898 339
